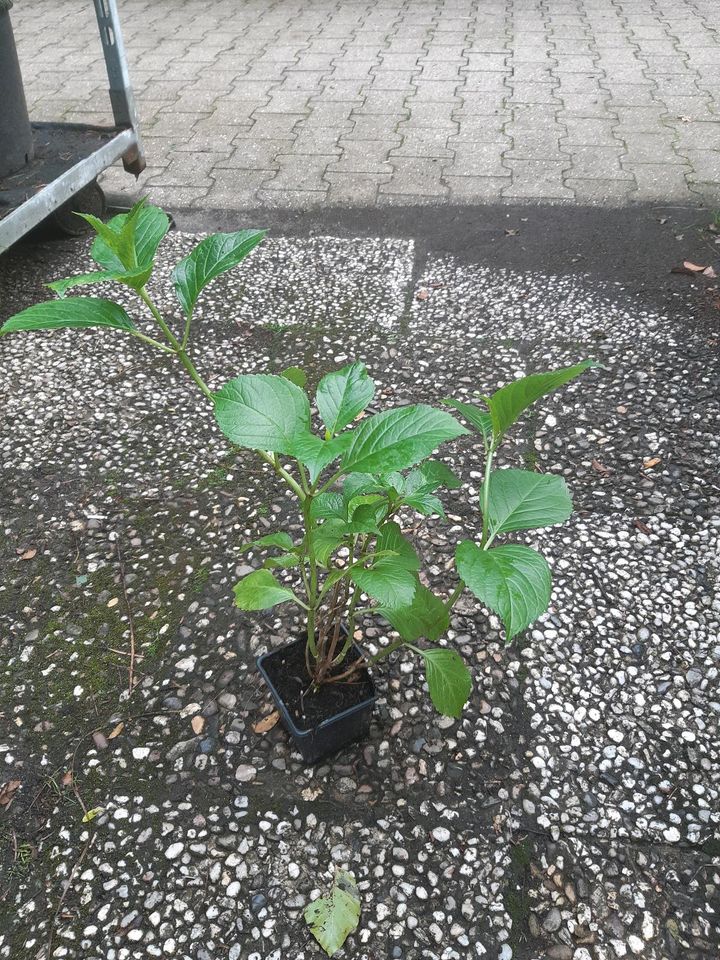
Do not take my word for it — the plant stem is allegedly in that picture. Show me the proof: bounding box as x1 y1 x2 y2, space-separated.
129 330 176 353
367 638 405 665
259 451 306 500
444 580 465 612
302 495 319 659
480 445 495 548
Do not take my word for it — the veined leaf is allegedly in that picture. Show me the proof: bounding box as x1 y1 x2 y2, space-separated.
487 469 573 536
173 229 266 316
378 583 449 642
281 366 307 387
89 201 169 273
304 870 361 957
342 473 382 503
456 541 551 641
415 647 472 718
377 522 419 571
240 532 294 553
341 404 468 475
346 498 387 533
316 362 375 435
443 397 492 441
351 558 416 609
214 374 310 454
263 553 300 568
486 361 597 440
405 492 446 518
314 519 349 566
288 432 351 484
47 265 152 297
1 297 135 335
233 569 297 610
412 460 461 492
310 493 347 522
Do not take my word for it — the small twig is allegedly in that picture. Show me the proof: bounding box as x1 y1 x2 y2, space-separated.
45 832 96 960
115 539 136 696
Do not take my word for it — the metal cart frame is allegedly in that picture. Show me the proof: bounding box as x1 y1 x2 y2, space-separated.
0 0 145 253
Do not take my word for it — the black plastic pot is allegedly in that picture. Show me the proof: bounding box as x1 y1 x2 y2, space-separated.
257 637 376 764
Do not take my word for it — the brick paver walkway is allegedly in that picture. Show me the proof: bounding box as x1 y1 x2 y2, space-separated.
12 0 720 209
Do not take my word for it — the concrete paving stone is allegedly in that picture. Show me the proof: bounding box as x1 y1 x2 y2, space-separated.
213 139 294 170
330 140 394 173
621 132 688 165
291 127 346 155
455 92 508 115
509 62 556 84
507 104 562 130
501 159 574 198
354 90 411 115
423 42 470 60
666 122 719 151
463 36 510 54
625 161 694 201
368 71 417 91
254 188 328 208
219 81 277 101
304 102 356 126
235 114 306 140
390 128 454 158
420 61 465 82
561 145 633 180
605 83 662 106
378 157 449 197
325 171 391 204
444 142 509 177
552 55 602 73
462 71 510 93
330 61 378 82
263 153 335 192
557 93 616 118
255 91 312 115
562 117 623 145
315 80 366 102
612 106 673 132
412 80 462 103
681 150 720 183
443 174 512 199
377 53 423 71
508 81 561 104
564 177 635 204
345 114 403 140
464 52 508 71
209 101 270 125
451 115 510 141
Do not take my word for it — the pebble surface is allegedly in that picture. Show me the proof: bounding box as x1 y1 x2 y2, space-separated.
0 227 718 959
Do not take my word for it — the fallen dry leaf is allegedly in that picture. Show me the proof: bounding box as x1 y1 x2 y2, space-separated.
0 779 21 807
18 548 36 561
633 519 652 535
591 459 611 476
253 710 280 734
643 457 661 469
703 266 717 279
108 722 124 740
616 405 628 414
415 288 430 301
671 260 707 275
301 786 323 801
191 716 205 735
61 770 73 787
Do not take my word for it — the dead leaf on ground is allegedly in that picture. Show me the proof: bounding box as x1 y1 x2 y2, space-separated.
633 519 652 535
671 261 707 275
191 716 205 735
0 779 21 807
415 288 430 301
591 459 611 476
107 721 125 740
253 710 280 734
301 786 323 801
643 457 661 469
61 771 73 787
17 548 37 561
703 266 717 279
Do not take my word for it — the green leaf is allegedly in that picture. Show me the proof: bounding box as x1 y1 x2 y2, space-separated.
404 492 446 518
346 499 387 533
314 519 349 566
81 806 105 823
240 532 294 553
486 361 597 440
316 362 375 436
487 469 573 536
412 460 461 492
304 870 361 958
341 405 468 476
172 229 266 316
342 473 382 503
0 297 135 335
89 200 169 273
351 558 416 609
47 265 152 298
456 541 551 641
377 522 419 571
310 493 347 522
288 432 351 484
263 553 300 568
214 374 310 454
281 366 307 388
233 569 297 610
378 583 449 642
443 397 492 441
415 647 472 718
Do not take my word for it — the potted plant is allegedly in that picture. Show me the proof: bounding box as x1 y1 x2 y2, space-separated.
1 199 597 763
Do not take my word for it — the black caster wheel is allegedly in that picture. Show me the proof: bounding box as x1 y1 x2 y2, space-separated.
50 180 106 236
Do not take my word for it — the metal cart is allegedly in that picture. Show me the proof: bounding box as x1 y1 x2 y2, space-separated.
0 0 145 254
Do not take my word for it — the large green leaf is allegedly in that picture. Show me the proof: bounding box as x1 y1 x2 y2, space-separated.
486 361 596 440
305 870 361 958
310 493 347 522
341 405 468 476
88 200 169 273
443 397 492 441
233 569 297 610
404 492 446 518
351 558 416 609
314 519 349 566
456 541 551 641
415 647 472 718
213 374 310 454
487 469 573 536
316 362 375 436
376 522 419 571
240 532 294 553
0 297 135 335
378 583 449 642
47 265 152 298
172 229 266 316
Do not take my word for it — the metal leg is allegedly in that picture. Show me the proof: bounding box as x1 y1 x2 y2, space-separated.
93 0 145 175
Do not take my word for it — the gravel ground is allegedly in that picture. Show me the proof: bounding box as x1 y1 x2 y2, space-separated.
0 211 718 960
